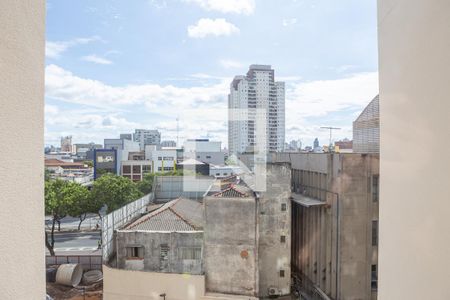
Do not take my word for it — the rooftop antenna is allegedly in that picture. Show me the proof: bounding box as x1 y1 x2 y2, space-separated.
320 126 341 148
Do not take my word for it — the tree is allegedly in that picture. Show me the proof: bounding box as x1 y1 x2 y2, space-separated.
45 180 73 256
136 173 155 195
91 173 143 214
65 183 91 230
84 160 93 168
44 168 52 181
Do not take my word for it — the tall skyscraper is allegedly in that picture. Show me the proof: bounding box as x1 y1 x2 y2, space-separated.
228 65 285 154
133 129 161 151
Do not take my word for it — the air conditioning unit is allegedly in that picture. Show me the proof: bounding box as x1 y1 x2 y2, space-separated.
268 286 279 296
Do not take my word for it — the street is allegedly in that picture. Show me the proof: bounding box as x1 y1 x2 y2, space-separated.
45 214 100 231
46 231 101 255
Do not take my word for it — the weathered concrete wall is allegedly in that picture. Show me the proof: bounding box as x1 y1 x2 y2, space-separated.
258 164 292 297
104 265 205 300
0 0 45 298
116 231 203 274
203 196 258 296
339 155 379 300
287 154 379 299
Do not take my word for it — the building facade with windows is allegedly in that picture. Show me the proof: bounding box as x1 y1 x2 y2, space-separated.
133 129 161 150
121 160 152 182
228 65 285 154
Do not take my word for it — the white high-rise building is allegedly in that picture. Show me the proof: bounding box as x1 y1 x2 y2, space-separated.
228 65 285 154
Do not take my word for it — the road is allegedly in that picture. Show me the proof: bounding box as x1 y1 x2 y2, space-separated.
46 231 101 255
45 214 100 231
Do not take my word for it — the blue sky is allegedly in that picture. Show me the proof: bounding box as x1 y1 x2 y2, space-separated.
45 0 379 148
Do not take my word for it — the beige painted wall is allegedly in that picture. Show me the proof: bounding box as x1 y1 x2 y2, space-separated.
378 0 450 299
103 265 206 300
0 0 45 299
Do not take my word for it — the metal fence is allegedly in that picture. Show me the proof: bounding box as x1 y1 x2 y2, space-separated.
101 193 154 262
46 255 102 271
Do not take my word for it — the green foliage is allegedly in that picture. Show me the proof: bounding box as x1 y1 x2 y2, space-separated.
84 160 94 167
45 180 71 217
136 173 155 195
65 182 92 218
91 173 143 213
44 168 52 181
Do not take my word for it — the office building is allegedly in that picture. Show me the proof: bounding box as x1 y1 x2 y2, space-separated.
73 142 102 159
228 65 285 154
184 139 225 165
133 129 161 150
161 140 177 148
60 135 72 153
119 133 132 141
353 95 380 153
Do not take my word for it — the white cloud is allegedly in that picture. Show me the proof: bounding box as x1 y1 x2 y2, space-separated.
184 0 255 15
45 65 378 147
285 72 378 144
219 59 243 69
45 64 229 110
46 36 101 59
282 18 298 27
187 18 240 39
286 72 379 118
81 54 113 65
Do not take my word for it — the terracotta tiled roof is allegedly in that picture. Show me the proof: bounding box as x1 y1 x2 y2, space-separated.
212 185 250 198
124 198 204 232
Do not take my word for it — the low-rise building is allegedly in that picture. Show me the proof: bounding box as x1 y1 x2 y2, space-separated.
115 198 204 273
121 160 152 182
209 165 242 178
104 163 291 299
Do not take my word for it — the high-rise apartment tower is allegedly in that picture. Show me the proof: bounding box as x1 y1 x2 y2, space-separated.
228 65 285 154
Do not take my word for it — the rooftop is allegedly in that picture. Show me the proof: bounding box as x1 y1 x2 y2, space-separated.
123 198 204 232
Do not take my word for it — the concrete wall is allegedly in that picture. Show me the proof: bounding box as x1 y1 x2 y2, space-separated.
339 155 379 300
378 0 450 299
203 196 258 296
0 0 45 298
116 231 203 274
258 164 292 297
288 154 379 299
154 176 214 201
103 265 205 300
185 151 225 165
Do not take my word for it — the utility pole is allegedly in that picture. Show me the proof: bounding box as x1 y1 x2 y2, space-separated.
320 126 341 148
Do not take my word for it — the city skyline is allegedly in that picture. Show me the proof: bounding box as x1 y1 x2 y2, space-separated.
45 0 379 147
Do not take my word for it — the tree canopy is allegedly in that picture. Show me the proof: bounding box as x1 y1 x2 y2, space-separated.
90 173 143 213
